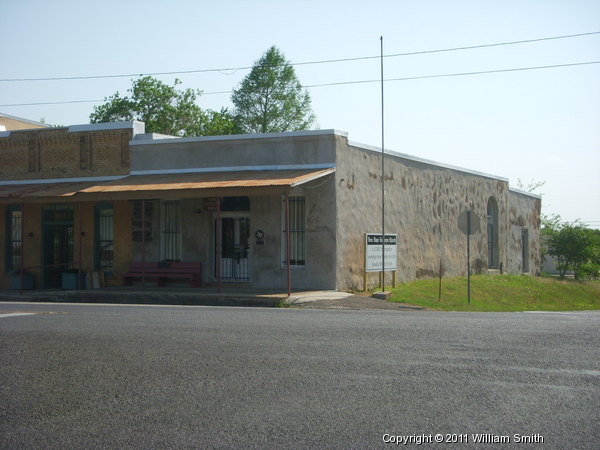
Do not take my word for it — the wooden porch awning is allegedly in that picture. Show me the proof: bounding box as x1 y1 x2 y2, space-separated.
0 168 335 201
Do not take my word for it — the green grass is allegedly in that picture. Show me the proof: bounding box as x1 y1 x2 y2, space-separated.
388 275 600 311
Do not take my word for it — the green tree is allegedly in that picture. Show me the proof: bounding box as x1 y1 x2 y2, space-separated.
90 76 236 137
231 46 315 134
201 108 242 136
542 216 600 279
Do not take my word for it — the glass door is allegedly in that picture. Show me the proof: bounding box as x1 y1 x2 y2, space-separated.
215 215 250 281
42 205 74 288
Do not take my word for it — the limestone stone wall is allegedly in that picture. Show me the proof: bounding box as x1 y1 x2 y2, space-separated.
334 136 540 290
506 190 542 275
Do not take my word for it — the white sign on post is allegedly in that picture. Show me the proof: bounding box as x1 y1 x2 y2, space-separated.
365 234 398 272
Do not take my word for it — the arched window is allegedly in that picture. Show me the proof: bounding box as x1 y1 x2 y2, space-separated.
487 197 499 269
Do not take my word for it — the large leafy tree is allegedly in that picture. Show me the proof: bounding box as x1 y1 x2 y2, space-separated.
542 215 600 279
90 76 238 137
231 46 315 134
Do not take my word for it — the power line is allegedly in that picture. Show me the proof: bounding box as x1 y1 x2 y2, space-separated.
297 31 600 66
1 31 598 83
0 99 105 107
1 60 598 107
304 60 600 89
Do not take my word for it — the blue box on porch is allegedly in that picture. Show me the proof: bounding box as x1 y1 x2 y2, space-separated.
10 272 35 290
61 272 86 290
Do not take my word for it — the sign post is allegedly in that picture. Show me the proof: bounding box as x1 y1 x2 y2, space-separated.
458 210 480 304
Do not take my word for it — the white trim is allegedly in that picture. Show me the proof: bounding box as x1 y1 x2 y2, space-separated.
508 187 542 199
0 175 127 186
68 121 145 135
0 113 50 128
348 139 509 183
291 168 335 187
130 129 347 145
130 164 335 176
0 165 335 186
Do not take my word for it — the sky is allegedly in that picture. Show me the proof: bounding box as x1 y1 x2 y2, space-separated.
1 0 599 227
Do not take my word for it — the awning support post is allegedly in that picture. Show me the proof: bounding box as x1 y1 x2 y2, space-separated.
285 193 291 297
78 202 83 290
19 203 25 295
216 198 222 294
141 200 146 290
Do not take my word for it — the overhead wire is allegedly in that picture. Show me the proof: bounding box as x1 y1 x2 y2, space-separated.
303 60 600 89
1 60 598 107
0 31 598 83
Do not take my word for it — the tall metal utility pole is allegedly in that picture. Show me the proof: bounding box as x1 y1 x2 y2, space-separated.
380 35 386 290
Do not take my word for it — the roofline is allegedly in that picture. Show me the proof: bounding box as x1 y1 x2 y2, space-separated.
0 120 145 139
348 139 509 183
509 187 542 200
0 175 126 186
130 163 336 176
130 129 347 145
0 164 337 185
291 168 336 187
0 112 51 128
68 121 145 135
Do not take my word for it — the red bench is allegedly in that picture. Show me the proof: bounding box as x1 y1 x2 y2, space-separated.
123 261 202 287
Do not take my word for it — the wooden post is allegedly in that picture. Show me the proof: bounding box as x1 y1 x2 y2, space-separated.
78 202 83 290
285 193 291 297
141 200 146 290
216 198 222 294
438 259 443 302
19 203 25 295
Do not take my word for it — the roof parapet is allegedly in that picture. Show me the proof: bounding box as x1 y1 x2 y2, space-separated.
130 128 347 145
68 121 145 137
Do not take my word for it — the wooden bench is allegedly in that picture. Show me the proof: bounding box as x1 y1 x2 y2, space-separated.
123 261 202 287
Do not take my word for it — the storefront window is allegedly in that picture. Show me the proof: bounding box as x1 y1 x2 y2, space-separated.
282 196 305 267
95 203 114 272
5 205 22 272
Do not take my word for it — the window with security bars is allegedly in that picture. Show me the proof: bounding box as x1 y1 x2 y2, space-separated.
160 200 181 261
95 203 114 272
282 196 306 267
5 205 22 273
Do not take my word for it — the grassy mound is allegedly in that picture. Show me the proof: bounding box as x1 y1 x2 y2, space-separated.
389 275 600 311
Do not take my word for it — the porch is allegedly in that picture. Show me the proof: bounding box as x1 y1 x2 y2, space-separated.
1 167 336 292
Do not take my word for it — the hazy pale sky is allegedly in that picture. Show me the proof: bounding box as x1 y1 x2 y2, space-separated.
1 0 599 227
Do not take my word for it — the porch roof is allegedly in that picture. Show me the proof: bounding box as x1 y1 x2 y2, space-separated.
0 168 335 201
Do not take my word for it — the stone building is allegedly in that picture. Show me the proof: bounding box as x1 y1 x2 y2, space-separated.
0 121 541 291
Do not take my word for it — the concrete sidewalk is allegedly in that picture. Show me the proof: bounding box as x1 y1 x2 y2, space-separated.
0 286 425 310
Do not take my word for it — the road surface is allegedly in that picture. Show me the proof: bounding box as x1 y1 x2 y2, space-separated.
1 303 598 448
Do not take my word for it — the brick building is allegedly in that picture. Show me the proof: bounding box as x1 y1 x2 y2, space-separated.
0 121 541 291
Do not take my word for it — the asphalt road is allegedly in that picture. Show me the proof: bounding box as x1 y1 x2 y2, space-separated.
1 303 598 449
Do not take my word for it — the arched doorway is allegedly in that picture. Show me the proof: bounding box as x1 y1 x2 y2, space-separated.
487 197 499 269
